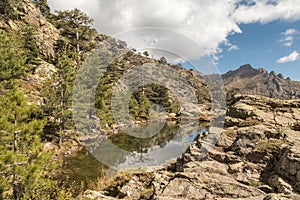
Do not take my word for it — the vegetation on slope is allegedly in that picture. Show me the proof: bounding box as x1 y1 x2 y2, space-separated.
0 1 96 199
0 0 210 199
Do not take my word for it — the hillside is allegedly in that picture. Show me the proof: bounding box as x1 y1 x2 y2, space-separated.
93 49 210 128
0 1 211 199
0 0 59 58
222 64 300 99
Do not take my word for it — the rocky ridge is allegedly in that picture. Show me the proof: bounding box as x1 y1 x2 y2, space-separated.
222 64 300 99
83 94 300 200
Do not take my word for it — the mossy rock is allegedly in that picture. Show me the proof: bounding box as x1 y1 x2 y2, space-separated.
255 139 286 154
239 118 261 127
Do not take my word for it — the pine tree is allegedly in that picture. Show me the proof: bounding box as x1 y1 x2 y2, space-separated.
19 26 40 72
42 45 78 145
95 78 114 127
0 0 12 16
129 97 139 118
0 11 72 199
159 56 167 64
0 86 56 199
32 0 51 18
0 0 21 19
0 30 26 84
143 51 149 57
53 8 96 63
139 93 151 119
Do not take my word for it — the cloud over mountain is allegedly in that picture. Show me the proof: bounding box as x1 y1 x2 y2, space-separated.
277 50 300 63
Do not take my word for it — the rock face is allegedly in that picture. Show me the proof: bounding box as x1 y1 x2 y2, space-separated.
0 1 60 104
226 95 300 195
222 64 300 99
0 0 60 59
82 94 300 200
22 60 57 105
20 0 59 58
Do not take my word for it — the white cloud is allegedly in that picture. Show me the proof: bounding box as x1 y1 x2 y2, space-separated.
283 41 293 47
232 0 300 24
48 0 300 61
228 45 239 51
281 36 294 46
49 0 242 60
280 28 298 47
277 50 300 63
283 28 298 35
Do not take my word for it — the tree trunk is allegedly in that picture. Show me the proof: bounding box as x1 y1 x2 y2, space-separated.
141 68 145 94
75 26 80 64
59 85 64 147
13 112 19 200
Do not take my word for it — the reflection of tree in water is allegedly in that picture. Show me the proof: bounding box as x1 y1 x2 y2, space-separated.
90 121 207 169
109 122 179 152
60 148 108 194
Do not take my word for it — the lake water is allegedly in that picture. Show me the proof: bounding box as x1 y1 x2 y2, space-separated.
62 122 207 185
107 122 207 169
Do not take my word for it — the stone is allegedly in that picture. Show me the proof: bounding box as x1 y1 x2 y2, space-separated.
43 142 55 151
263 194 281 200
167 113 177 119
199 114 211 121
267 175 293 194
83 190 116 200
228 162 244 173
85 94 300 199
258 185 273 193
263 193 297 200
297 171 300 182
118 185 139 199
216 130 236 147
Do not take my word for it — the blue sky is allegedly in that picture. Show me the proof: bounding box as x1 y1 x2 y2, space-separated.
218 20 300 80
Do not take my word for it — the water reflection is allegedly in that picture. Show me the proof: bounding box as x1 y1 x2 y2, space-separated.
61 148 107 184
91 121 207 169
62 122 207 186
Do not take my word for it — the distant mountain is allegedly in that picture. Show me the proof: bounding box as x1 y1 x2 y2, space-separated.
222 64 300 99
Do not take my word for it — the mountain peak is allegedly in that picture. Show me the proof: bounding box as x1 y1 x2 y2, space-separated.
222 65 300 99
223 64 259 81
239 64 253 70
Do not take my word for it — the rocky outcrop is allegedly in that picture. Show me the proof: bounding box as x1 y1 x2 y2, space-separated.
22 59 57 105
222 64 300 99
20 0 59 58
82 94 300 199
0 0 59 58
0 0 60 105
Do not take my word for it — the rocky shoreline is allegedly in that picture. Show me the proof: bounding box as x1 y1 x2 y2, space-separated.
82 94 300 200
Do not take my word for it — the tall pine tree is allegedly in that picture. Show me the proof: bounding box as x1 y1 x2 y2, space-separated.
53 8 96 63
0 30 26 84
42 45 78 145
0 28 60 199
0 86 57 199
